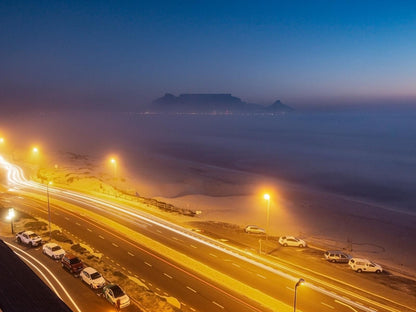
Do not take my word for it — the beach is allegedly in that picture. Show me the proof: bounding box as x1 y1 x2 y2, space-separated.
1 111 416 275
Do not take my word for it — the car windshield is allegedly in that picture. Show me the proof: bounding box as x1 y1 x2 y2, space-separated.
111 285 125 298
69 258 81 264
51 246 62 252
91 272 102 279
29 233 39 238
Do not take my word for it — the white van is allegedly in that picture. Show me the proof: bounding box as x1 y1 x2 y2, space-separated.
348 258 383 273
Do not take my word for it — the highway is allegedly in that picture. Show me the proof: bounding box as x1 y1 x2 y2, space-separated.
1 156 415 312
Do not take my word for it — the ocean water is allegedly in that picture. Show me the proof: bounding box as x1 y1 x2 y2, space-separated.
3 110 416 212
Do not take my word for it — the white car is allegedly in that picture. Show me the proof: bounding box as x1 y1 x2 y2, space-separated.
349 258 383 273
42 243 65 259
81 267 106 289
244 225 266 234
103 284 130 308
278 236 306 247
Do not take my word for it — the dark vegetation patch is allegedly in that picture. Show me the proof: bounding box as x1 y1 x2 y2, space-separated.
25 221 47 231
51 230 73 243
71 244 87 254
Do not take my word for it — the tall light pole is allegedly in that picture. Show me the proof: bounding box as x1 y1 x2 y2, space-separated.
110 158 117 179
294 278 305 312
6 208 15 234
264 193 270 239
47 181 52 240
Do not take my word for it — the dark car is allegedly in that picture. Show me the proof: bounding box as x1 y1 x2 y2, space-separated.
61 253 84 274
324 250 351 263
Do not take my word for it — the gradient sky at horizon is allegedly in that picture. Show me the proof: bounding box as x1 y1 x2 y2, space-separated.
1 0 416 110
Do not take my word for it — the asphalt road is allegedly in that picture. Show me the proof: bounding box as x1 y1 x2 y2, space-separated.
1 160 415 312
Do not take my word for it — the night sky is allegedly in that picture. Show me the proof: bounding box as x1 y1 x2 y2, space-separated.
1 1 416 110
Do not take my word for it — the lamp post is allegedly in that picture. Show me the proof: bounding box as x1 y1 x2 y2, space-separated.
110 158 117 179
47 181 52 240
264 193 270 239
6 208 15 234
294 278 305 312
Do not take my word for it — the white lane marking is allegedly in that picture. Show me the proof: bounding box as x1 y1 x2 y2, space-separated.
75 222 81 226
232 263 240 268
98 235 105 239
190 308 196 312
8 243 82 312
190 244 197 249
172 236 179 241
128 252 135 257
65 217 69 221
112 243 119 248
286 286 294 292
187 286 197 293
335 300 359 311
163 273 173 279
256 273 266 279
156 229 162 234
321 302 335 309
156 287 161 291
212 301 224 309
111 259 115 263
122 267 126 271
144 262 152 267
87 228 92 232
209 253 218 258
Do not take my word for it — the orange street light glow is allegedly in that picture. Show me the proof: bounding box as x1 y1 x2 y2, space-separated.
264 193 270 201
0 138 4 143
33 147 39 153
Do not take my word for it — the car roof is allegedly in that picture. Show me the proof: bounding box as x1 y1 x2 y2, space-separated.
24 231 35 235
45 242 58 247
82 267 98 274
326 250 346 253
350 257 368 262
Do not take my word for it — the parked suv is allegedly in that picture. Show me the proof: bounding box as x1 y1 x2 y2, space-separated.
349 258 383 273
324 250 351 263
244 225 266 234
61 253 84 274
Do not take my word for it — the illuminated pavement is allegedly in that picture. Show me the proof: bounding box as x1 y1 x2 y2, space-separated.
1 156 414 312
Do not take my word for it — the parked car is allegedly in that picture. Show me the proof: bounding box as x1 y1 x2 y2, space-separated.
81 267 106 289
61 253 84 274
349 258 383 273
244 225 266 234
324 250 351 263
102 284 130 309
43 243 65 259
16 231 42 247
278 236 306 247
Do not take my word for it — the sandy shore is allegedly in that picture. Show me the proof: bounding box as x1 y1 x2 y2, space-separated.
127 157 416 276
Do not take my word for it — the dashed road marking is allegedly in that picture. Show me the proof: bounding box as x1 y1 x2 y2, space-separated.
187 286 197 293
75 222 81 226
212 301 224 309
163 273 173 279
65 217 69 221
190 245 197 249
256 273 266 279
172 237 179 241
112 242 119 248
321 302 335 309
87 228 92 232
190 308 196 312
156 230 162 234
144 262 152 267
232 263 240 268
98 235 105 240
209 253 218 258
156 287 161 292
128 252 135 257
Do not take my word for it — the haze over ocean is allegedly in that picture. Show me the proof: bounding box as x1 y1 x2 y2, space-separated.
3 110 416 214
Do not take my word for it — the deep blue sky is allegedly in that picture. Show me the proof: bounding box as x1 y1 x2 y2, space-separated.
1 1 416 110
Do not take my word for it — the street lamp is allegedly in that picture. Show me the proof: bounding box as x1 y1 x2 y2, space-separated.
33 146 39 153
294 278 305 312
110 158 117 179
263 193 270 239
6 208 15 234
47 181 52 240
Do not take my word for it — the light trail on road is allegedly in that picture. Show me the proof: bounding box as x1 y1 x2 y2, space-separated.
0 155 409 312
6 242 82 312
